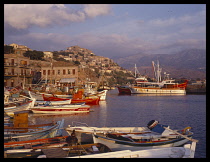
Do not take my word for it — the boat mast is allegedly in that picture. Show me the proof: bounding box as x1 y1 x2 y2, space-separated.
134 64 137 78
156 60 162 83
152 60 162 83
152 61 156 81
157 60 162 83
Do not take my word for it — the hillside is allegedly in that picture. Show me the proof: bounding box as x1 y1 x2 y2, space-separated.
113 49 206 79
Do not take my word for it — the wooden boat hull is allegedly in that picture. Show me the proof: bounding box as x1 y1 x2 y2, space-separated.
71 97 100 105
5 143 112 158
4 119 64 142
117 86 131 94
68 142 196 158
30 104 90 114
93 133 192 151
4 136 69 151
42 94 70 101
4 101 33 116
66 122 193 151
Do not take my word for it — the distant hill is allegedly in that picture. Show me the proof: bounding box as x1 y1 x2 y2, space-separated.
113 49 206 79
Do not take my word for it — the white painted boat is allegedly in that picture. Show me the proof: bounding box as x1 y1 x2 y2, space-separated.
4 98 35 116
130 86 186 94
68 142 196 158
28 91 46 100
96 90 108 101
30 103 90 114
118 62 186 94
65 120 194 151
34 99 71 106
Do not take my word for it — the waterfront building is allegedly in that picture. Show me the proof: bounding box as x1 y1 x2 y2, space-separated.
4 53 33 87
38 61 79 86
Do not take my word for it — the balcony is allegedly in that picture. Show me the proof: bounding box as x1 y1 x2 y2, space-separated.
4 73 18 77
19 64 30 69
19 73 33 78
4 62 18 67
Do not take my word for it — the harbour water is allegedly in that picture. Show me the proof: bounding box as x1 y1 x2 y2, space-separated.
29 89 206 158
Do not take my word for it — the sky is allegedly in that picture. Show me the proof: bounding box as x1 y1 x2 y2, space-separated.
4 4 206 58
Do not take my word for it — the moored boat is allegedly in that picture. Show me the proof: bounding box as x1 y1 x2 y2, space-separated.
30 102 90 114
117 62 187 94
117 86 131 94
4 136 69 151
5 143 112 158
34 99 71 106
71 97 100 105
4 118 64 142
71 89 100 105
65 120 194 151
68 141 196 158
4 98 35 116
42 94 70 101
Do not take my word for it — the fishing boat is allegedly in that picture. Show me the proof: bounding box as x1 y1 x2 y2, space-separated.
30 102 90 114
96 90 108 101
71 88 100 105
117 62 187 94
42 94 70 101
71 97 100 105
27 91 71 105
84 82 108 101
65 120 194 151
117 86 132 94
68 142 196 158
4 136 69 151
4 111 64 142
5 143 112 158
4 98 35 116
34 99 71 106
130 81 186 94
28 91 48 101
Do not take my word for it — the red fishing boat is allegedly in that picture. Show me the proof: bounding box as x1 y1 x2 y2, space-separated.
71 97 100 105
42 94 70 101
173 80 188 88
117 86 131 94
71 89 100 105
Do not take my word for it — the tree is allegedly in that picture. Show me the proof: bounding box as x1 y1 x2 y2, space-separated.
74 61 80 65
23 50 44 60
4 45 14 54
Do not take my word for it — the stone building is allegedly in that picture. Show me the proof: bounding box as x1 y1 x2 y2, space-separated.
39 61 78 86
4 53 33 87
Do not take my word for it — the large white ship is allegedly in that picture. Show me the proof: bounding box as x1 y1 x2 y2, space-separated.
118 62 187 94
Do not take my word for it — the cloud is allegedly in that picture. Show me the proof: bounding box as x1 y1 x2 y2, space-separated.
4 4 111 29
83 4 112 18
4 5 206 57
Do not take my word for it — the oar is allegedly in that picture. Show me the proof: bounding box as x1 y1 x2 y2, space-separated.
163 127 198 142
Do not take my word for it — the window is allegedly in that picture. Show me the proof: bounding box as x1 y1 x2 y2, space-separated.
58 70 60 75
63 69 66 75
68 69 71 74
43 70 46 75
72 69 75 75
48 70 50 75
